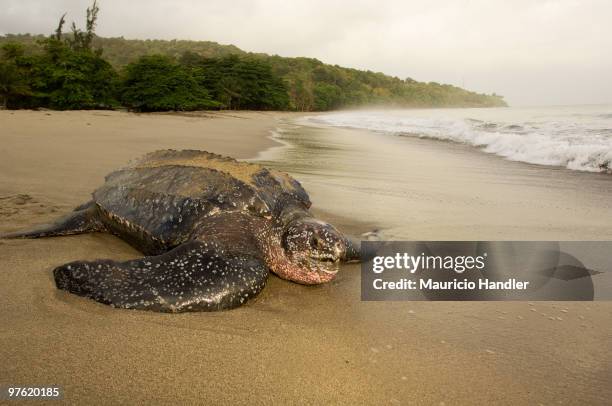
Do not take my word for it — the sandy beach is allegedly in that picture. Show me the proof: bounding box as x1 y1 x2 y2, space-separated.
1 110 611 405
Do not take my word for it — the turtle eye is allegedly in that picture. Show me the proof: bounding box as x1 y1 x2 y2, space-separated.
311 234 328 250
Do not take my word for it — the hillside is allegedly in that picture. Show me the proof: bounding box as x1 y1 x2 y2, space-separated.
0 33 507 110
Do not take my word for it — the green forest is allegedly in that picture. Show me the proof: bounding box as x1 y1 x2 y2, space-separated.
0 2 506 112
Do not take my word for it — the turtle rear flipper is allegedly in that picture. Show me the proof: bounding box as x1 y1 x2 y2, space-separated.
53 241 269 312
1 202 104 239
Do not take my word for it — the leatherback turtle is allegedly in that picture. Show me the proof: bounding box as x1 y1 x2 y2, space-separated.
3 150 359 312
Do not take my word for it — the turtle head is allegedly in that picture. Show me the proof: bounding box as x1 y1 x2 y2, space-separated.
280 217 349 284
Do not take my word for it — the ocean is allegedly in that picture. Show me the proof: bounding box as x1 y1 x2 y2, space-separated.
253 105 612 240
307 105 612 173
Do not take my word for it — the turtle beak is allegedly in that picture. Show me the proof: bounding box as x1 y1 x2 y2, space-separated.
315 261 340 283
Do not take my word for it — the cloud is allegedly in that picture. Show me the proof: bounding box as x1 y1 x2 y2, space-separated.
1 0 611 105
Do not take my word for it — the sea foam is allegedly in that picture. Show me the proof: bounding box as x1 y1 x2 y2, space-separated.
307 109 612 173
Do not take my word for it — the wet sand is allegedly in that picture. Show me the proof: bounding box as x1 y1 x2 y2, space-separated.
255 119 612 240
1 110 611 405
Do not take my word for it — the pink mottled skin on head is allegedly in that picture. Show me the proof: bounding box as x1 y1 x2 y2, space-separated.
263 231 338 285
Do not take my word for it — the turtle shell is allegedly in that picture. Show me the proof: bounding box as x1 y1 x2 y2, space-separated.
92 149 311 253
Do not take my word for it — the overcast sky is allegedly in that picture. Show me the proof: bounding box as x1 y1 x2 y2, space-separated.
2 0 611 106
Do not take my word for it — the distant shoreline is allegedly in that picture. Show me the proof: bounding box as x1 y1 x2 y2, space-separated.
1 31 506 112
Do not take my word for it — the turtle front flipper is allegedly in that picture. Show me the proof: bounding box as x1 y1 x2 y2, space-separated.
1 202 104 239
53 241 269 312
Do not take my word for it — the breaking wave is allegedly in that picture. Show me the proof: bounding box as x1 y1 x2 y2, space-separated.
307 109 612 173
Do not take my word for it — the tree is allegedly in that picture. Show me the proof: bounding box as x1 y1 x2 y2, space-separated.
0 2 508 111
46 49 118 109
0 38 119 110
181 54 289 110
0 43 31 108
67 0 100 52
120 55 218 111
54 13 66 41
0 60 31 108
1 42 25 59
313 83 342 111
1 1 119 109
